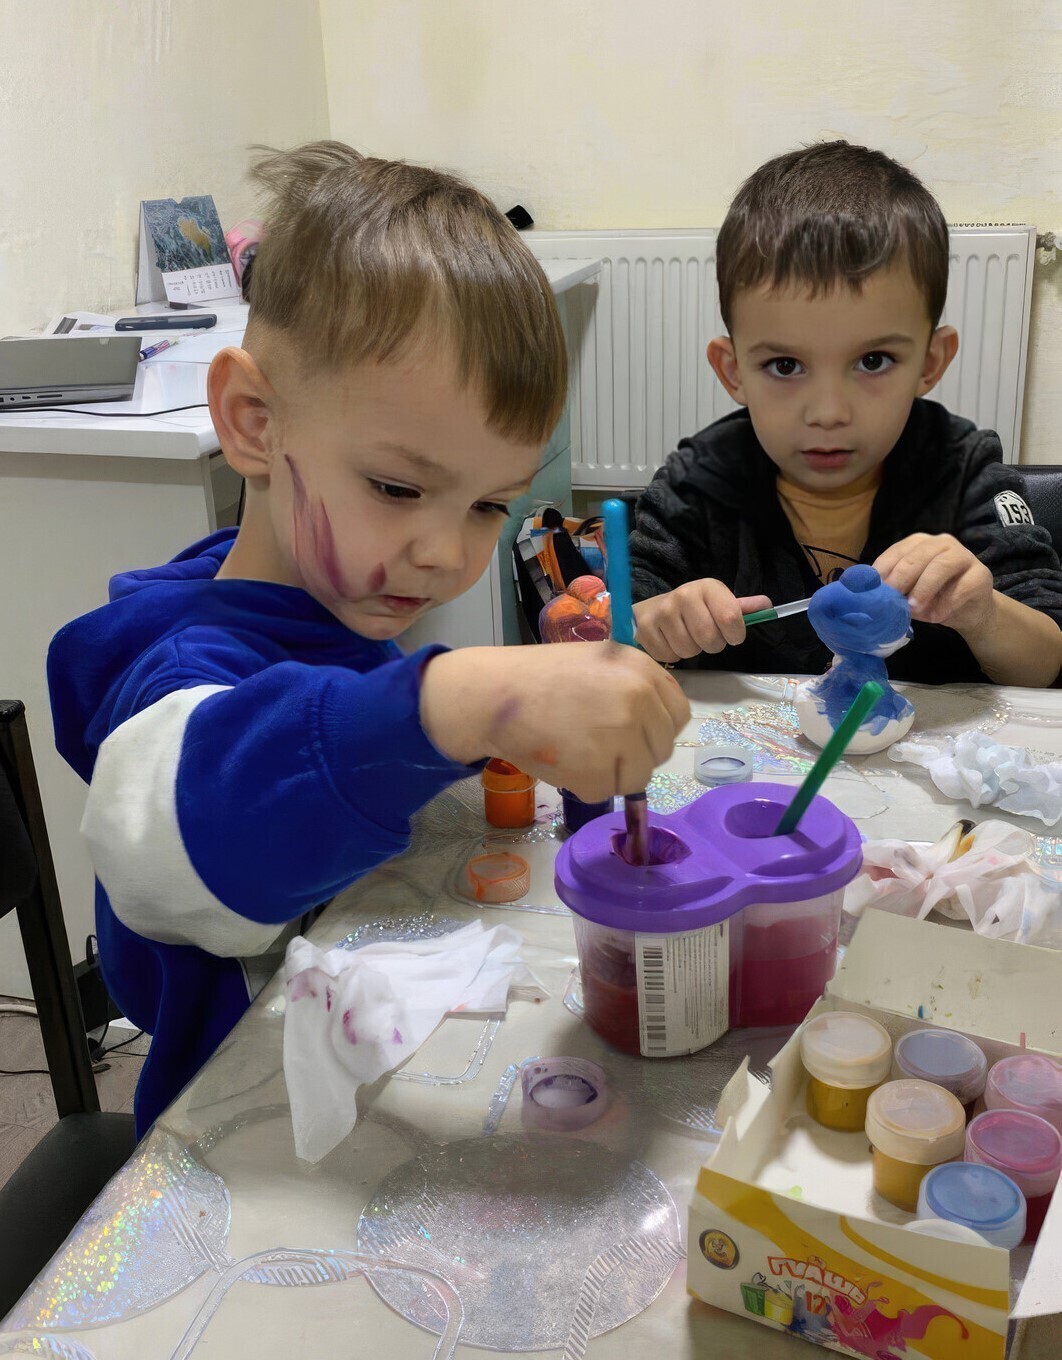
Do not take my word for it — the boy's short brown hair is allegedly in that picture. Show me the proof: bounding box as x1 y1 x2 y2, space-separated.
716 141 950 332
245 141 566 445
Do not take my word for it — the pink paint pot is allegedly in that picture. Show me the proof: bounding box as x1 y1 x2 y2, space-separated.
984 1053 1062 1134
965 1109 1062 1244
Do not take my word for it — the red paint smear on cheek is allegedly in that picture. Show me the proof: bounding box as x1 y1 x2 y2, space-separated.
368 563 386 593
531 745 560 767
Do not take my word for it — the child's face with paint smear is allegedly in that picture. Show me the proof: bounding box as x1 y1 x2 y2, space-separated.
262 347 540 640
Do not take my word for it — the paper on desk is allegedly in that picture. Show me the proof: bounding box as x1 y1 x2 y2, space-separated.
283 921 540 1163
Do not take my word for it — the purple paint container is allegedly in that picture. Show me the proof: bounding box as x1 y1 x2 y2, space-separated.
554 782 862 1058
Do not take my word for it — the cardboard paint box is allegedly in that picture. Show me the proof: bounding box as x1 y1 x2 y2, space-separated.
688 912 1062 1359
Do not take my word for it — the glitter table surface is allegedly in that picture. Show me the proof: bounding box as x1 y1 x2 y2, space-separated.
3 673 1060 1359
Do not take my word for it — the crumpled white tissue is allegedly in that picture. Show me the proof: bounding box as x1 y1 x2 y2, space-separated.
844 819 1059 941
283 921 538 1163
890 731 1062 826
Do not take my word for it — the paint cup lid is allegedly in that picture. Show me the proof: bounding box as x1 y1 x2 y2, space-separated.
985 1054 1062 1132
917 1163 1026 1250
482 759 535 793
801 1011 893 1090
695 745 754 787
865 1080 967 1165
555 781 862 935
894 1028 988 1105
966 1109 1062 1197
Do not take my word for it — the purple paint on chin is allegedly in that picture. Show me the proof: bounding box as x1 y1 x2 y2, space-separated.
392 1027 403 1045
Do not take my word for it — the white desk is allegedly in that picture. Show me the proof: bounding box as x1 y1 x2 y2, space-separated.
0 263 601 995
0 330 241 995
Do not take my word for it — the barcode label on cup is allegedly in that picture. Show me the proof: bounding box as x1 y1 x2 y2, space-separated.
635 924 729 1057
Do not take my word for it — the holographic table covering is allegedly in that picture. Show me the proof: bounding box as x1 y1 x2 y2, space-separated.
3 674 1059 1359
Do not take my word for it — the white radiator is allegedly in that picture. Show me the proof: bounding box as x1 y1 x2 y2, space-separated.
529 227 1036 486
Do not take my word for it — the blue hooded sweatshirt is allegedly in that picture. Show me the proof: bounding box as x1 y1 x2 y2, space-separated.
48 529 472 1135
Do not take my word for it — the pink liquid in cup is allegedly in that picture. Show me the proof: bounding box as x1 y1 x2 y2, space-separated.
556 784 862 1057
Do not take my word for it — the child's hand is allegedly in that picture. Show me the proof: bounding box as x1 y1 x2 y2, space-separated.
632 581 772 663
874 533 995 635
420 643 691 802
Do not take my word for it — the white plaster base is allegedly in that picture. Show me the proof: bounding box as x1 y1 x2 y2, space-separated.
795 679 915 755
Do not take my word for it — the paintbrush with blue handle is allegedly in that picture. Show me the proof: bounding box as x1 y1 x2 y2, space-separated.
601 498 649 866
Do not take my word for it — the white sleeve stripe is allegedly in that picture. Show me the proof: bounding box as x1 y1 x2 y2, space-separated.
82 686 287 958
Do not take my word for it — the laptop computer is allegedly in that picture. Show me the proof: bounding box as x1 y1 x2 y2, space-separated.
0 336 141 408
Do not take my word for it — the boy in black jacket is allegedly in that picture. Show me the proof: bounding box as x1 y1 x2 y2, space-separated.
630 142 1062 687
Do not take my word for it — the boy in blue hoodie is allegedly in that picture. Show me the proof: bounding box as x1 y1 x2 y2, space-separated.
48 142 689 1134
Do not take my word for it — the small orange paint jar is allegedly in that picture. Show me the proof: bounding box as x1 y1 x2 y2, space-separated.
482 759 536 828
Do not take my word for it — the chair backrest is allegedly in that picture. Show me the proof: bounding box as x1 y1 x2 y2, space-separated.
1017 466 1062 561
0 701 100 1116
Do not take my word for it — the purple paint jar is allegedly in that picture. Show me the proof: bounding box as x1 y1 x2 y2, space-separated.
554 782 862 1057
965 1109 1062 1244
894 1028 988 1112
559 789 614 834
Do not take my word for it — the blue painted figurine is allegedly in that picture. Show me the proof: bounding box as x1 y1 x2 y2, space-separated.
795 564 915 755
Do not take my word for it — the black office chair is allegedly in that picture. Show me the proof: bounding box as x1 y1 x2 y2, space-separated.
1017 465 1062 561
0 701 136 1318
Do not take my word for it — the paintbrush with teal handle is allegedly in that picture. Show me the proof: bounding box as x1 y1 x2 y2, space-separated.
601 498 649 865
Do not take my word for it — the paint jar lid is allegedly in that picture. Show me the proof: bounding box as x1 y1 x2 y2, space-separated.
905 1218 990 1246
894 1028 988 1105
482 759 535 793
800 1011 893 1090
917 1163 1026 1250
694 745 754 787
985 1054 1062 1133
966 1109 1062 1197
460 851 531 905
520 1057 608 1131
865 1080 966 1165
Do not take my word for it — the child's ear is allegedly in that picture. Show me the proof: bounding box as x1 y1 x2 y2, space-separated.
207 347 276 480
917 324 959 395
707 337 748 405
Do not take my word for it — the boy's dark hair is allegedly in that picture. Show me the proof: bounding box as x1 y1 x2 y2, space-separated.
716 141 950 331
245 141 566 445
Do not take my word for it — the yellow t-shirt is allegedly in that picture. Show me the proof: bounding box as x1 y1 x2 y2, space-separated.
776 467 883 585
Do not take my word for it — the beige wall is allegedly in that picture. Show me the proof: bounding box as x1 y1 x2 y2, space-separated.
320 0 1062 464
0 0 330 334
